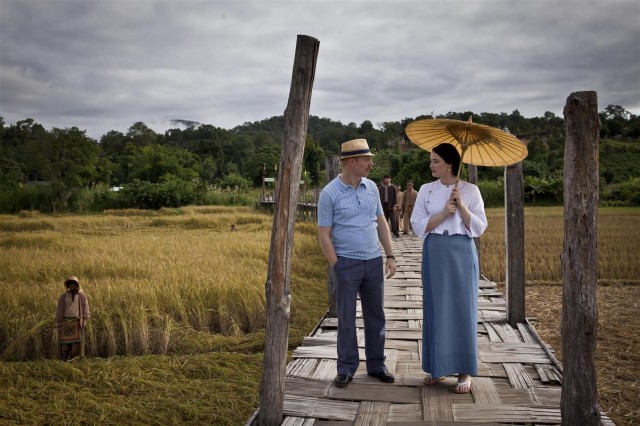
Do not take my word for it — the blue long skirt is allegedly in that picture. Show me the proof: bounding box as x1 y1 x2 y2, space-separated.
422 233 479 377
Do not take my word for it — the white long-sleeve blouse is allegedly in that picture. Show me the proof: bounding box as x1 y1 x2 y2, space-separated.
410 179 488 240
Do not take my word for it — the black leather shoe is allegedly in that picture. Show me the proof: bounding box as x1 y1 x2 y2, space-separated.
334 374 352 388
368 369 395 383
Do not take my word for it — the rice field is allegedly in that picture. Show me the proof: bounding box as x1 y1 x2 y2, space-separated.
0 206 325 361
482 207 640 426
520 281 639 425
0 206 638 425
0 206 328 424
479 207 640 283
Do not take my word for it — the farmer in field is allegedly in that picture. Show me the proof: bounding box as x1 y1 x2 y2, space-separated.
55 276 90 360
411 143 487 394
317 138 396 388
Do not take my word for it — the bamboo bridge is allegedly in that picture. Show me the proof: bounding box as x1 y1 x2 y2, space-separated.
247 235 614 425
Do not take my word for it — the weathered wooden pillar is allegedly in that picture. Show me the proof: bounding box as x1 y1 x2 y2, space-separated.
261 164 267 202
259 34 319 426
505 162 525 326
325 155 340 183
561 91 601 426
467 164 478 183
467 164 481 274
324 155 340 317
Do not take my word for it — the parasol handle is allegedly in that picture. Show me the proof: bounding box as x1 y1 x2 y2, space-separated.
455 117 473 189
454 145 468 189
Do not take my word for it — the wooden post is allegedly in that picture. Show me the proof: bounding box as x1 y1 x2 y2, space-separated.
467 164 481 274
561 91 601 426
261 164 266 202
325 155 340 184
325 155 340 317
505 162 525 326
467 164 478 183
259 35 319 426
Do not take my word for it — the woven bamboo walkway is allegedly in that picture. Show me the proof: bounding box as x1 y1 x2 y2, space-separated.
253 235 614 425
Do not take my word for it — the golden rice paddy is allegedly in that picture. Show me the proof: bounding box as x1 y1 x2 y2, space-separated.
0 206 638 424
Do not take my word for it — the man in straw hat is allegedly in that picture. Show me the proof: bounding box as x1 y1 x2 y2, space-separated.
317 138 396 388
55 276 90 360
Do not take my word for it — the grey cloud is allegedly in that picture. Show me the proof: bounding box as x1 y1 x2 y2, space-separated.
1 0 638 140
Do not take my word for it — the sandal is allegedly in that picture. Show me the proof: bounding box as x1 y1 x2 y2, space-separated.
423 375 445 385
453 380 472 394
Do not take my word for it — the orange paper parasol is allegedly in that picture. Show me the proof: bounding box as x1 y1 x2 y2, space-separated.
405 117 528 182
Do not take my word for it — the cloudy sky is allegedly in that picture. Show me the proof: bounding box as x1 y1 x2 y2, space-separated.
1 0 639 140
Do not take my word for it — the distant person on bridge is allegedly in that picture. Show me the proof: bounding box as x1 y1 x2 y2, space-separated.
378 175 400 238
395 184 404 234
410 143 487 394
401 181 418 235
317 138 397 389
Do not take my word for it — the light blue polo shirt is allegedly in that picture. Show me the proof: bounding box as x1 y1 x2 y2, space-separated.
318 175 384 260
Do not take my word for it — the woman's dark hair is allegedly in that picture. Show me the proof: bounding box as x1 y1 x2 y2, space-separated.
432 143 461 176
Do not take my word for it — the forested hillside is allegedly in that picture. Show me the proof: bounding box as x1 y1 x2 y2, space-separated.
1 105 638 213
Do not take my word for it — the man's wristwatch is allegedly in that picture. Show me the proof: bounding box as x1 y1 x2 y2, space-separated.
386 255 396 260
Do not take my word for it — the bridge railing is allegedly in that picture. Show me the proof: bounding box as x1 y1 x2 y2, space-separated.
258 187 319 222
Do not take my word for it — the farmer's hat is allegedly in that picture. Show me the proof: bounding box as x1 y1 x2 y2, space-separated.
340 139 374 159
64 276 80 287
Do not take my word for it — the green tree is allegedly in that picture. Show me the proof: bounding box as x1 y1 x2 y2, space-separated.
524 176 547 203
30 127 102 211
252 131 277 149
222 135 255 176
244 143 281 186
0 156 23 189
218 172 251 190
100 130 128 184
600 105 633 138
603 105 630 120
507 109 533 137
522 136 549 178
303 135 324 186
2 119 48 180
198 156 219 183
118 177 207 209
126 144 199 183
359 120 374 134
127 122 157 146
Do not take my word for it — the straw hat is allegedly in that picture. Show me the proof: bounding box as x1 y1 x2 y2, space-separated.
340 139 374 159
64 276 80 287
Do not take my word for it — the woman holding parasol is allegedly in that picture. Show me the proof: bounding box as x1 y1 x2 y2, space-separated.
410 142 488 393
407 117 526 393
